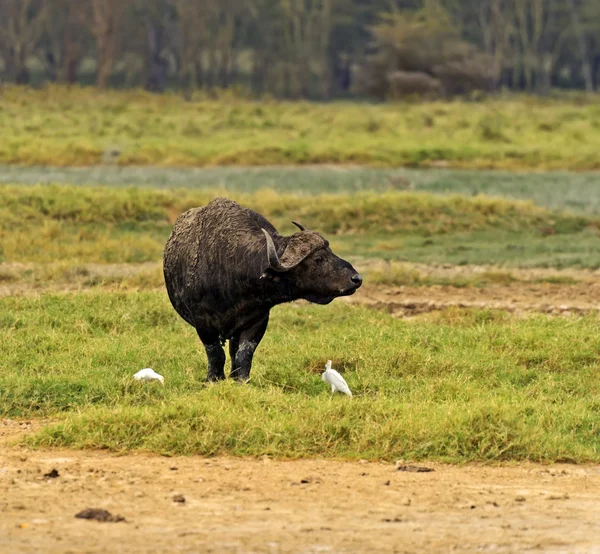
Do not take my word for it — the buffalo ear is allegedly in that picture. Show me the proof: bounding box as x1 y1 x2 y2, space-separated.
278 232 326 269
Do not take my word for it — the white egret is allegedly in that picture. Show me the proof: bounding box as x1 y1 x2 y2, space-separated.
321 360 352 397
133 368 165 385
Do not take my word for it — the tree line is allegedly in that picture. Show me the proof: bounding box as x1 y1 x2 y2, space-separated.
1 0 599 98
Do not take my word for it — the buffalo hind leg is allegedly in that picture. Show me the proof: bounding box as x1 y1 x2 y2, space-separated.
230 314 269 382
196 327 226 382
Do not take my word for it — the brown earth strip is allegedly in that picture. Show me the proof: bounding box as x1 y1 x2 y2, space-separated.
1 420 599 554
341 282 600 317
333 260 600 317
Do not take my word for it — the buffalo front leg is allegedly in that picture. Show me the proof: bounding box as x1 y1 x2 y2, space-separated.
196 327 226 382
230 314 269 382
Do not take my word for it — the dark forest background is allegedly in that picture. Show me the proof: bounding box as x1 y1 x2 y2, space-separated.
1 0 599 98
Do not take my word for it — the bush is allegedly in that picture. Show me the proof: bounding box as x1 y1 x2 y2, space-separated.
387 70 443 99
433 56 493 96
357 6 492 99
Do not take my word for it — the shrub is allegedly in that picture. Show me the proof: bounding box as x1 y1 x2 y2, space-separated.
357 6 492 99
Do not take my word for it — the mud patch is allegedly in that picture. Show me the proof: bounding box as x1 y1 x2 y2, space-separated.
396 464 435 473
75 508 125 523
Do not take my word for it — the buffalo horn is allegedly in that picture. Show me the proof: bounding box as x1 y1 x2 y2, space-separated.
261 229 287 272
292 221 306 232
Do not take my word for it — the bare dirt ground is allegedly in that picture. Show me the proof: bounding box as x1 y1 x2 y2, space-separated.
342 263 600 318
343 281 600 318
1 421 600 554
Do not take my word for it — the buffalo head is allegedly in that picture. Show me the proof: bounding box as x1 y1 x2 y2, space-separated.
261 222 362 305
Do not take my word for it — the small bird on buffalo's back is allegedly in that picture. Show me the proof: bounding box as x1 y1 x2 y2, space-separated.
322 360 352 397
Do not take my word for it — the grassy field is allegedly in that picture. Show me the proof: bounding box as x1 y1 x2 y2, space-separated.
2 86 600 169
1 292 599 462
1 184 599 272
2 96 600 464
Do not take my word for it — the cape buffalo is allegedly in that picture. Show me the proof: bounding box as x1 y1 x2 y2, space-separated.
163 197 362 382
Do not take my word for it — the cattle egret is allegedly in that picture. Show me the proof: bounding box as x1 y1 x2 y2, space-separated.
133 368 164 385
322 360 352 397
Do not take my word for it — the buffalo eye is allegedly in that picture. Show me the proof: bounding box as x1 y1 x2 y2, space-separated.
314 256 325 265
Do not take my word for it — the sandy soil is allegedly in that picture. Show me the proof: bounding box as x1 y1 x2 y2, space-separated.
1 421 599 554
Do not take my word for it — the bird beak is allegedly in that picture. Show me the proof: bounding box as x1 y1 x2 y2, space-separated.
159 377 165 386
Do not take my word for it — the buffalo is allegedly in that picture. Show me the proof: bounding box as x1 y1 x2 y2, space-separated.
163 197 362 382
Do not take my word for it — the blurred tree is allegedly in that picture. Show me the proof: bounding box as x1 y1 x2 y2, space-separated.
512 0 554 91
131 0 176 92
169 0 250 94
80 0 128 88
246 0 283 94
38 0 89 83
473 0 515 89
328 0 390 94
277 0 335 98
169 0 206 93
582 0 600 88
569 0 594 90
0 0 598 96
0 0 47 84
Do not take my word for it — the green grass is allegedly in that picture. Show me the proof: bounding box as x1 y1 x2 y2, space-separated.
2 86 600 169
2 166 599 214
2 184 599 269
1 291 599 462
